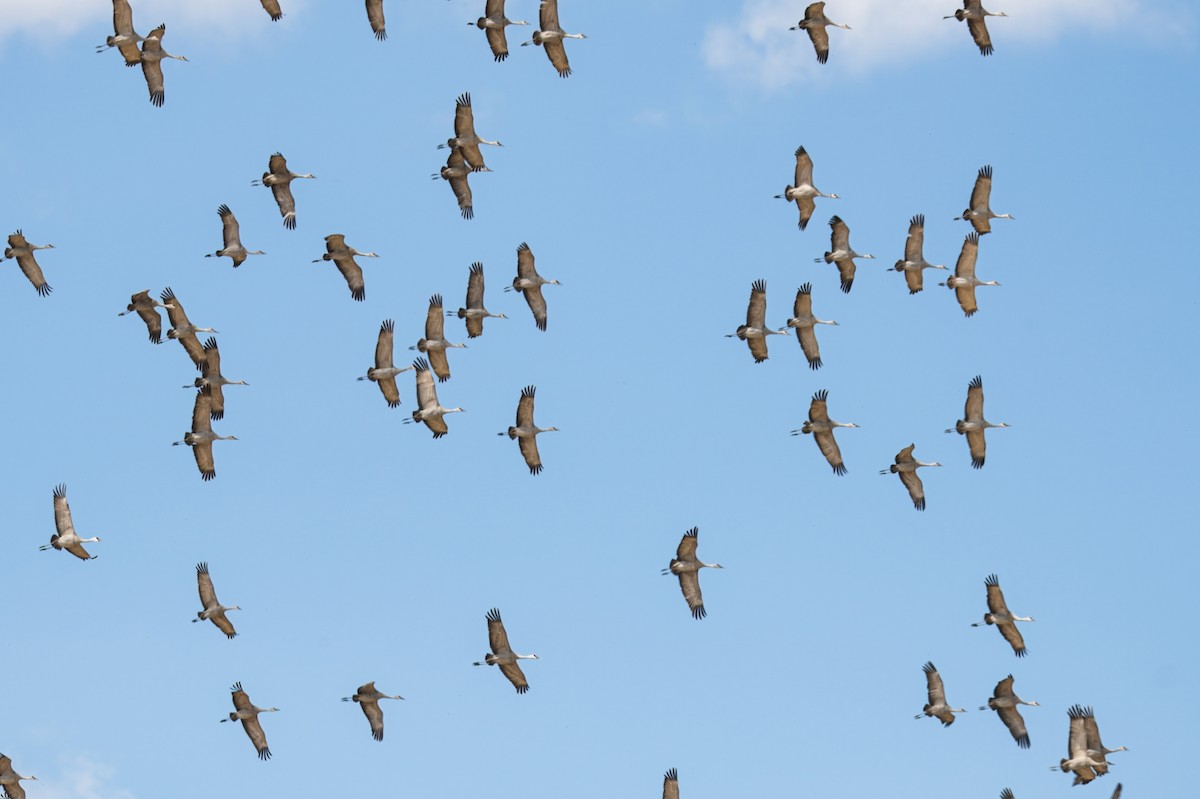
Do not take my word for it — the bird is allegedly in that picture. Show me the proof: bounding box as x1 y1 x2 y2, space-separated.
161 287 217 370
438 92 502 172
972 574 1034 656
939 232 999 317
39 484 101 561
404 357 464 438
775 146 838 231
96 0 143 65
981 674 1038 748
955 165 1014 234
500 385 558 475
727 279 786 363
221 682 278 760
999 790 1014 799
893 214 947 294
1112 785 1123 799
2 230 54 296
0 754 37 799
359 319 410 408
252 153 315 230
410 294 466 382
521 0 586 77
945 0 1007 56
784 283 836 370
342 682 404 741
119 289 171 344
206 205 264 268
188 336 248 421
1077 706 1128 779
454 262 507 338
193 562 240 639
139 24 188 107
1058 705 1105 785
791 389 857 475
915 661 965 726
434 147 476 219
472 0 529 61
947 375 1008 468
815 215 874 293
313 234 376 302
260 0 283 21
505 242 559 331
473 608 538 693
880 444 941 510
662 527 723 620
790 2 850 64
663 768 679 799
173 390 237 481
366 0 387 40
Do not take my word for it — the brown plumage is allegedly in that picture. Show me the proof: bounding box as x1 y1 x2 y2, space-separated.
261 0 283 21
663 768 679 799
119 289 167 343
880 444 941 510
343 681 404 741
947 375 1008 468
173 390 237 481
190 336 249 420
945 0 1007 56
728 279 786 363
139 24 187 107
473 608 537 693
662 527 723 620
893 214 947 294
456 262 507 338
972 573 1032 656
981 675 1036 748
366 0 387 40
406 358 463 438
1061 705 1103 785
940 232 1000 317
955 164 1014 233
435 147 475 220
816 215 875 293
507 242 559 331
254 153 315 230
441 92 501 172
785 283 836 369
97 0 143 65
789 2 850 64
501 385 558 475
39 484 101 561
0 753 36 799
793 389 857 475
313 234 376 301
360 319 407 408
193 562 238 639
161 287 215 370
413 294 461 382
206 205 264 268
223 682 277 760
523 0 586 77
2 230 54 296
916 661 965 726
775 146 838 231
475 0 529 62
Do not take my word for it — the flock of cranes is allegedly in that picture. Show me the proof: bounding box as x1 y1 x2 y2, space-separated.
3 1 1142 797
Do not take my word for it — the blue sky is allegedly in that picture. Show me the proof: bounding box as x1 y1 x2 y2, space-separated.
1 1 1197 797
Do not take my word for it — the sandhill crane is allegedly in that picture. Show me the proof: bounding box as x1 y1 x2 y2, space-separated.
894 214 947 294
2 230 54 296
410 294 465 382
1076 706 1127 778
947 375 1008 468
438 93 502 172
434 147 475 220
193 562 240 639
1058 705 1105 785
252 153 315 230
96 0 142 65
342 682 404 741
359 319 410 408
972 573 1033 656
663 768 679 799
662 527 722 620
955 165 1013 234
775 146 838 231
816 215 874 293
473 608 538 693
314 234 378 302
784 283 836 370
880 444 941 510
916 661 965 726
404 358 463 438
939 232 999 317
366 0 387 40
727 279 787 363
221 682 278 760
139 24 187 107
454 262 507 338
945 0 1006 56
499 385 558 475
161 287 217 370
505 242 559 331
187 337 248 421
174 391 237 481
206 205 264 268
261 0 283 21
790 2 850 64
791 389 857 475
472 0 529 61
955 164 1012 233
119 289 172 344
521 0 586 77
981 674 1037 748
39 484 101 561
0 754 36 799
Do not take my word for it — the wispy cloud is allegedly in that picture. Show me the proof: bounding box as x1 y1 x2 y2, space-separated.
0 0 296 44
32 757 136 799
703 0 1192 89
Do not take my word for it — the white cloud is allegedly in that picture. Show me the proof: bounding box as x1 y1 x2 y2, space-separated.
0 0 300 43
32 757 136 799
703 0 1192 89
